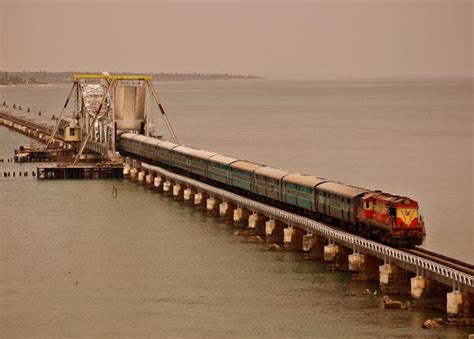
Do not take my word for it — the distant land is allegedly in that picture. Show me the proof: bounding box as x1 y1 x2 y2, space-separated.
0 71 261 85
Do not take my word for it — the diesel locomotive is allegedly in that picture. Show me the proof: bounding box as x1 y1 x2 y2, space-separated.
118 133 425 248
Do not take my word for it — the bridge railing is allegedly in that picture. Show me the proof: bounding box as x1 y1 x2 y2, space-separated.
141 162 473 293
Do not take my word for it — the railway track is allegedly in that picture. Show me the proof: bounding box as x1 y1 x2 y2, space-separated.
405 247 474 276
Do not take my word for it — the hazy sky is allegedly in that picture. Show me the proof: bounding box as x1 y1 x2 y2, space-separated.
0 0 472 78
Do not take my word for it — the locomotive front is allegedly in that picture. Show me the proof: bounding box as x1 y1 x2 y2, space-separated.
358 192 425 247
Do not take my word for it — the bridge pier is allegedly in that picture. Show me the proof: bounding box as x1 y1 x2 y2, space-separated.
123 165 131 179
163 180 172 196
194 192 208 210
206 196 220 216
323 242 350 270
247 213 267 236
265 219 284 244
233 207 250 227
137 170 146 185
302 233 327 260
219 201 234 223
145 173 154 188
172 183 183 201
348 252 380 281
283 226 305 251
411 275 431 299
379 263 411 295
408 275 448 312
447 290 472 317
130 167 138 181
183 187 195 205
153 176 163 192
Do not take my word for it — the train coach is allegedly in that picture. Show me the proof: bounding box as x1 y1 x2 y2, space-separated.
117 133 425 247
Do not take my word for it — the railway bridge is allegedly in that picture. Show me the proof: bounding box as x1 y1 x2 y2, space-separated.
0 99 473 322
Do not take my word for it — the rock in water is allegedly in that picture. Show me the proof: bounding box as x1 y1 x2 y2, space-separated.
267 244 282 252
383 295 402 309
422 319 441 329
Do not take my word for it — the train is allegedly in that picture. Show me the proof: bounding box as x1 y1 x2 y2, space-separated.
118 132 425 248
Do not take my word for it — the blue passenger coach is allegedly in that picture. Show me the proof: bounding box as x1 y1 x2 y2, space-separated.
207 154 238 185
315 182 368 224
229 160 264 192
254 167 293 201
282 174 327 211
187 149 218 177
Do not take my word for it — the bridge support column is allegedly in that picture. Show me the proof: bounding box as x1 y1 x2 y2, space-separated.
348 252 379 281
183 187 195 205
324 243 349 270
265 219 284 243
302 233 327 260
130 167 138 182
194 192 208 210
233 207 250 227
172 183 183 201
447 290 471 316
410 275 431 299
219 201 234 223
123 165 131 179
206 196 220 216
247 213 266 236
283 226 305 251
153 176 163 192
379 263 410 295
163 180 172 196
145 173 154 188
138 170 146 185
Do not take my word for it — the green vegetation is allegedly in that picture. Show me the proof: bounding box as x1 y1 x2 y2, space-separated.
0 71 260 85
0 72 46 85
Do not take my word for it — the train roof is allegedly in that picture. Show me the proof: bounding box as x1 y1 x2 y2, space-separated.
188 148 218 160
230 160 265 173
283 173 327 187
174 145 197 155
208 154 239 166
316 181 369 199
158 141 179 150
132 134 150 143
142 137 162 147
120 132 136 140
255 166 293 180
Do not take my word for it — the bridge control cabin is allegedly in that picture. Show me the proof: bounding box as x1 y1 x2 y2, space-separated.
64 125 81 142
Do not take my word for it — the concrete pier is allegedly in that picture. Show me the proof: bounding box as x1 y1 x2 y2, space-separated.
219 201 234 222
145 173 154 187
447 290 471 316
302 233 327 260
411 275 431 299
183 187 195 205
173 183 183 201
153 176 163 191
194 192 208 210
206 196 220 216
233 207 250 227
130 167 138 181
265 219 284 244
163 180 172 196
283 226 305 251
138 171 146 185
379 263 411 295
323 243 349 270
348 252 379 281
123 165 130 179
247 213 266 236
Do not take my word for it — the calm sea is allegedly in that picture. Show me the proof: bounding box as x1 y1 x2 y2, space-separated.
0 79 472 337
